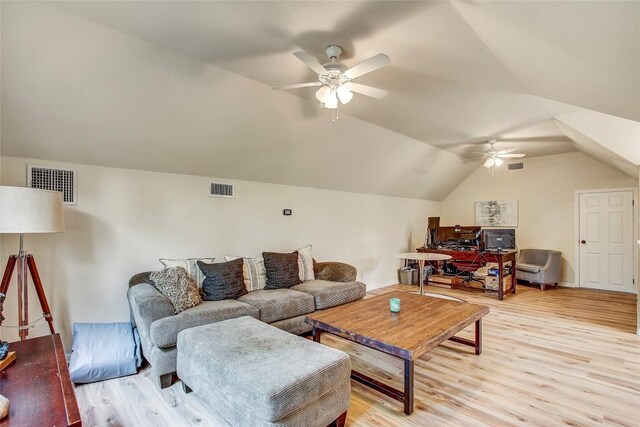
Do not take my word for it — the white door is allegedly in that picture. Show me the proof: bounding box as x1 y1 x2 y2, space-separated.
579 191 634 292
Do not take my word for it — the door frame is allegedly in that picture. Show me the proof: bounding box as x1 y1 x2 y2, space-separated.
574 187 638 293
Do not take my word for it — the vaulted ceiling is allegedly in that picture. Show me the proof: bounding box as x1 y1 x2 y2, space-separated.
1 1 638 200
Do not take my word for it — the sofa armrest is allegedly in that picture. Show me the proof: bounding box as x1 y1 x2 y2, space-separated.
129 271 154 288
540 251 561 271
539 251 562 283
127 283 175 337
313 261 357 282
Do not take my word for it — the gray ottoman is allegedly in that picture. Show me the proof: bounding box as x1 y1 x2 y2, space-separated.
177 316 351 427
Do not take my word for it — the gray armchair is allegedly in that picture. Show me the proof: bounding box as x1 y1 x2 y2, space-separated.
516 249 562 291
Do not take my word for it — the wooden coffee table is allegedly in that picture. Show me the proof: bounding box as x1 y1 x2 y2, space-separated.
305 291 489 415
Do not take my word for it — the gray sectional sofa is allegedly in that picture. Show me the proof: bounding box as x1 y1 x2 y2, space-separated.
127 261 366 388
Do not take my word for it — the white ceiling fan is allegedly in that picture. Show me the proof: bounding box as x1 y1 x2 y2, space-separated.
272 45 390 110
466 139 526 174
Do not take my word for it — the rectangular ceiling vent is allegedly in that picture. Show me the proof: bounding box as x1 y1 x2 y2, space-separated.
508 162 524 171
27 164 77 205
210 182 234 198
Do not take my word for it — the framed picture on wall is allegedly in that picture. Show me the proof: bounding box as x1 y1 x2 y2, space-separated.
475 200 518 227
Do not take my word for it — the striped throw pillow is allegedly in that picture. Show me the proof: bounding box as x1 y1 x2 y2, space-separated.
224 256 267 291
296 245 315 282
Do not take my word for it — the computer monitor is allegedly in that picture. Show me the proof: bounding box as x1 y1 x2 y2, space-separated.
437 226 481 247
482 229 516 250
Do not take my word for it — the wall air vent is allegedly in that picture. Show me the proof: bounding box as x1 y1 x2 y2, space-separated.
210 182 234 198
27 165 77 205
508 162 524 171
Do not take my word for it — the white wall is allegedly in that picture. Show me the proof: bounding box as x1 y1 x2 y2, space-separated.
0 156 438 348
440 151 638 285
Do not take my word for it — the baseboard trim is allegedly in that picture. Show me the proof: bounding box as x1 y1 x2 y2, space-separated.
559 282 578 288
367 280 398 291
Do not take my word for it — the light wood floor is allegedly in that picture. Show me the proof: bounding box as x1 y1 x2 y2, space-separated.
76 284 640 427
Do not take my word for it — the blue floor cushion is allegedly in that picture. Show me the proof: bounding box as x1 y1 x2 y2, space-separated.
68 322 142 384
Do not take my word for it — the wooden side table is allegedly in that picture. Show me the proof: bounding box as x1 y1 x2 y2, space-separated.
0 334 81 426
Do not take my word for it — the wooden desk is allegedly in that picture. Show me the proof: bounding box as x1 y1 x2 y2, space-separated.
417 248 517 300
0 334 81 427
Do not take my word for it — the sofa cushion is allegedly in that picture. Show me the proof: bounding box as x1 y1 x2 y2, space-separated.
149 300 259 348
292 280 366 310
516 263 542 274
176 316 351 422
149 267 202 314
238 289 315 323
198 259 248 301
263 252 302 289
270 314 313 336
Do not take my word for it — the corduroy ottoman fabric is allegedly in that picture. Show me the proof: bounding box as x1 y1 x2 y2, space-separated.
177 316 350 426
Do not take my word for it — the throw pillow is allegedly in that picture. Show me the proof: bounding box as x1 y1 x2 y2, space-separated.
159 257 215 287
262 252 302 289
224 256 267 291
197 259 248 301
296 245 315 281
149 267 202 314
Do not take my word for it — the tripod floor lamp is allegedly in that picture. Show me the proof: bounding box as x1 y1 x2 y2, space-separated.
0 186 64 340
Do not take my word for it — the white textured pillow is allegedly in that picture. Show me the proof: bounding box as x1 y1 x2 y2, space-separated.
224 256 267 291
296 245 315 281
159 257 215 288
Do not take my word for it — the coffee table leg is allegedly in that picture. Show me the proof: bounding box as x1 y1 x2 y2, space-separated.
312 327 322 343
475 319 482 355
404 359 414 415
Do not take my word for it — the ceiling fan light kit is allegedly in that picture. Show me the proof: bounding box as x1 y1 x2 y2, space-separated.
324 90 338 109
273 45 390 116
336 85 353 104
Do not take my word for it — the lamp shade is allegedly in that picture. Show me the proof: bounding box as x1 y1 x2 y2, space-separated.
0 186 64 233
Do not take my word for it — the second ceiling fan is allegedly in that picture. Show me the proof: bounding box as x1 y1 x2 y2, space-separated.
466 139 526 173
272 45 390 109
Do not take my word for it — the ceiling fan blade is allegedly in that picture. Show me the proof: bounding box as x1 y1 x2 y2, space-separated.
496 148 519 155
344 53 390 79
498 153 526 158
293 51 328 75
346 82 388 99
272 82 322 91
